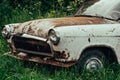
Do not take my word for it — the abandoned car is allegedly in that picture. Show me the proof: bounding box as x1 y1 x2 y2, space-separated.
2 0 120 70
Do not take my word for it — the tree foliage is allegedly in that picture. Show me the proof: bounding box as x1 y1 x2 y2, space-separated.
0 0 84 26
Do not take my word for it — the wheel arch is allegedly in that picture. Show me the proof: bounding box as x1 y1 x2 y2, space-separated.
79 45 118 64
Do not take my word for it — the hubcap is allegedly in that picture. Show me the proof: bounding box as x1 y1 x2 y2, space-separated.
85 57 103 70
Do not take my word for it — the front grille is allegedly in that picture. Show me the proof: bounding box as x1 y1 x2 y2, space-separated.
12 35 52 56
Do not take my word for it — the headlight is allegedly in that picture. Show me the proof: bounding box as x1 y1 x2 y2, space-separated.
48 29 60 45
2 27 10 38
2 25 14 39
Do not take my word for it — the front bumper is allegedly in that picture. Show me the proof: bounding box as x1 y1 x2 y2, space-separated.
4 52 76 67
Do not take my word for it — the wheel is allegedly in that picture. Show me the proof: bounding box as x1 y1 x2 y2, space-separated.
78 49 107 71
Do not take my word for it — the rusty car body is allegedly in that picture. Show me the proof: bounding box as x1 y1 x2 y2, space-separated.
2 0 120 70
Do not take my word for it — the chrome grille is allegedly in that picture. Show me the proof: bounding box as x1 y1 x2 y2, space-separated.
12 35 52 56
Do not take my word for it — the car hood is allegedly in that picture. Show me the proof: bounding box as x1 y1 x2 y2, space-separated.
7 17 110 38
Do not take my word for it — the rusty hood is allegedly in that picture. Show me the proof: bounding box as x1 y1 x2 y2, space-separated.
12 17 107 38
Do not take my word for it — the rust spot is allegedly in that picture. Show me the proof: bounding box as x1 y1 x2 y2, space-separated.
14 23 22 32
24 21 32 27
9 43 14 52
54 50 70 59
81 28 87 32
52 17 106 27
88 38 91 43
65 48 68 51
109 28 116 32
61 51 67 58
9 43 16 53
38 29 43 32
27 25 35 34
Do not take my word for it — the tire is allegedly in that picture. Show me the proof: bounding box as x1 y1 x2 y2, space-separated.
78 49 108 71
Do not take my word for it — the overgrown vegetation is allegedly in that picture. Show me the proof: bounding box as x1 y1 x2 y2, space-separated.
1 0 120 80
0 0 84 26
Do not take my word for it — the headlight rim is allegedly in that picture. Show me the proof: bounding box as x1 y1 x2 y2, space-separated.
48 29 60 45
2 27 10 39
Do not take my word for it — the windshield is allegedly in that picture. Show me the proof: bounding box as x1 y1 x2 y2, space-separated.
75 0 120 20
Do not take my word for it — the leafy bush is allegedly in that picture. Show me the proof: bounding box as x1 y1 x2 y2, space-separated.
0 0 84 26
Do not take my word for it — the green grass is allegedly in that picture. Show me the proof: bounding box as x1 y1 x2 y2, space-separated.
0 55 120 80
1 6 120 80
